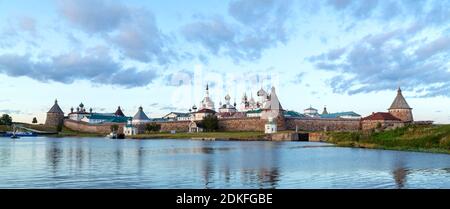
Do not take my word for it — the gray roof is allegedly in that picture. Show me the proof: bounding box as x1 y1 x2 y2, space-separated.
48 100 64 114
133 106 150 120
389 88 411 109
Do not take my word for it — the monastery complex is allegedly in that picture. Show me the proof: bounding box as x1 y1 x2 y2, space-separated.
45 84 427 136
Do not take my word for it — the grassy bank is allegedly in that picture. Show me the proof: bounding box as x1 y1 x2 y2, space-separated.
130 131 266 140
53 126 106 137
325 124 450 154
0 125 10 132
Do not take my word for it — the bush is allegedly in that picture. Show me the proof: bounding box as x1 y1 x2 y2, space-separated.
110 124 119 132
439 136 450 149
201 115 219 132
0 114 12 125
145 123 161 132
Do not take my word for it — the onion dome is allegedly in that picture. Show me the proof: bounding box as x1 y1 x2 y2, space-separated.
225 94 231 101
79 103 84 108
322 106 328 115
257 88 267 96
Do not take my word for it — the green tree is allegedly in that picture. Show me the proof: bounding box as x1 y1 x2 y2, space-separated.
201 115 219 132
110 124 119 132
32 117 38 124
376 122 382 129
0 114 12 125
145 123 161 132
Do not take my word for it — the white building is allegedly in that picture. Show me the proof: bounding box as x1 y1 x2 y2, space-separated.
124 119 137 136
240 93 258 111
199 84 215 111
68 103 91 121
304 106 319 117
218 94 237 113
260 87 283 120
162 112 191 121
265 117 277 134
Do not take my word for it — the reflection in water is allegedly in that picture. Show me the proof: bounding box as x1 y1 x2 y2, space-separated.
0 138 449 188
46 141 62 174
115 141 123 173
392 157 409 189
393 167 408 189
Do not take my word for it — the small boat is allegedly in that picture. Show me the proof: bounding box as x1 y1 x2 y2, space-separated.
3 132 37 138
11 134 19 139
107 132 125 139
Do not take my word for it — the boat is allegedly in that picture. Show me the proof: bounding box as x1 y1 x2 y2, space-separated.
2 132 37 137
107 132 125 139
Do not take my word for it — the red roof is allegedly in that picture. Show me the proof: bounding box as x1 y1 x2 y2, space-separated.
115 106 125 117
362 112 401 121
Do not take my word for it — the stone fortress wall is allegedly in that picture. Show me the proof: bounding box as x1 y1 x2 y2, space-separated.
64 119 125 134
64 116 361 134
285 118 361 131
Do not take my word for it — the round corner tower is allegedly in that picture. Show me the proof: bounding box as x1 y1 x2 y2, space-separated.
388 87 413 122
45 99 65 128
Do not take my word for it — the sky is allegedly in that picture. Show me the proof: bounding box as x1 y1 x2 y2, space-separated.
0 0 449 124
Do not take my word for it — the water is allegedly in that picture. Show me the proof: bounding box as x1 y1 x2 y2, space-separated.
0 137 449 189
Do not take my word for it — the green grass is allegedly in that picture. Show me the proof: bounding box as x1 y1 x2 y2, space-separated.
0 125 11 132
325 124 450 154
51 126 106 138
131 131 266 140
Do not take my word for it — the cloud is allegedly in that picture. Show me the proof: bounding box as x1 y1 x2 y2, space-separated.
57 0 177 64
309 24 450 97
110 9 177 64
57 0 130 34
164 70 194 86
181 0 295 62
0 47 158 88
325 0 450 24
0 109 23 115
18 17 37 35
291 72 307 84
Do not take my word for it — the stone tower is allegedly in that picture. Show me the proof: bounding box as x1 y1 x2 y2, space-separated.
388 87 413 122
45 99 65 129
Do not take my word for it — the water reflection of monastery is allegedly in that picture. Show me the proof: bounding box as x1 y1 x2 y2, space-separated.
45 84 427 136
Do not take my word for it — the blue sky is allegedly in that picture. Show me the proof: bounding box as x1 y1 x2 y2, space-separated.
0 0 449 124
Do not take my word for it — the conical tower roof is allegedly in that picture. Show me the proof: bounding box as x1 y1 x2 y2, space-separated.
115 106 125 116
263 87 283 110
48 99 64 114
133 106 150 120
389 87 411 110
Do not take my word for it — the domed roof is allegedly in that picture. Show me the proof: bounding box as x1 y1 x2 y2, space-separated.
225 94 231 101
257 88 267 96
48 99 64 114
79 103 84 108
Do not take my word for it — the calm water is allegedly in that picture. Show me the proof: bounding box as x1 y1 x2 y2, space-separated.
0 137 449 188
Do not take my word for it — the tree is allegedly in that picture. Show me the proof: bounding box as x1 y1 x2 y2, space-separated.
376 122 382 129
110 124 119 133
0 114 12 125
201 115 219 132
32 117 38 124
145 123 161 132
